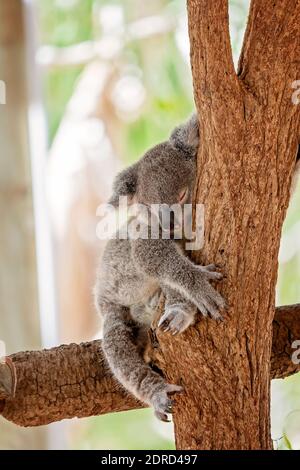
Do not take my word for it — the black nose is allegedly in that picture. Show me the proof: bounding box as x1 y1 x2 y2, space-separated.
159 207 182 237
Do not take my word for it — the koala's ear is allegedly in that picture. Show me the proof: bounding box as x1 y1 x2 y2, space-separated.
108 163 138 207
169 113 199 158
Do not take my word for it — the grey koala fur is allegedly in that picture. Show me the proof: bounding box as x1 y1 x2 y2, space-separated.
94 114 225 421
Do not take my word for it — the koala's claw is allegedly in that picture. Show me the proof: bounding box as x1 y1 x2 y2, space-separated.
196 266 226 319
154 398 173 422
152 384 183 422
199 264 223 281
158 304 195 335
198 293 225 320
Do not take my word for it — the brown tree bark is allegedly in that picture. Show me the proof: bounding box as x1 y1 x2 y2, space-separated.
153 0 300 449
271 305 300 380
0 304 299 427
0 341 143 427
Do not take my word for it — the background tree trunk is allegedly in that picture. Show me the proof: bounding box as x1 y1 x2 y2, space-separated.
0 0 47 450
152 0 300 450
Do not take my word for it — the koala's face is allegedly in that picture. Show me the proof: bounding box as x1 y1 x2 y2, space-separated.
108 115 199 234
108 140 197 236
108 142 196 207
136 142 196 207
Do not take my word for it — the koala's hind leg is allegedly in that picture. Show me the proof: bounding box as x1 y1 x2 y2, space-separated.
100 302 182 421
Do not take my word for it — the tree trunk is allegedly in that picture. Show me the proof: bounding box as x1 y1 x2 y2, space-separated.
152 0 300 450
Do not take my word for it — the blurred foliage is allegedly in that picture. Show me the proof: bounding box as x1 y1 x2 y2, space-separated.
37 0 300 450
37 0 194 152
275 181 300 450
38 0 94 140
69 410 175 450
278 185 300 305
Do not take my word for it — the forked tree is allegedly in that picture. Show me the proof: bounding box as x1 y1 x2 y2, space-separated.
1 0 300 450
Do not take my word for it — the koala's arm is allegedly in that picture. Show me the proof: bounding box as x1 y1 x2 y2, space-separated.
132 238 225 320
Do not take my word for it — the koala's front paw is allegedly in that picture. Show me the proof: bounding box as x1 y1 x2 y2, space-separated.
152 383 183 422
196 265 225 320
158 304 195 335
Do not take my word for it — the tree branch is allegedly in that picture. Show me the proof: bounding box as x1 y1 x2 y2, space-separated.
239 0 300 105
0 304 299 427
0 341 143 427
187 0 245 179
271 304 300 379
187 0 240 115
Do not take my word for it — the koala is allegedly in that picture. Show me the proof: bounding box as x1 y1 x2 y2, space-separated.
94 114 225 421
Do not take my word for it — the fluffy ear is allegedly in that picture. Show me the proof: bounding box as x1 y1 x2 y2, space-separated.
107 163 138 207
169 113 199 158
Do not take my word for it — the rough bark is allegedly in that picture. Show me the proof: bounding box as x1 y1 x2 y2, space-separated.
0 304 299 427
271 305 300 380
0 341 143 427
152 0 300 450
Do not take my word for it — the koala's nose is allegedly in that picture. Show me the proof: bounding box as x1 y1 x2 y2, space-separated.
159 205 183 237
160 211 175 232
